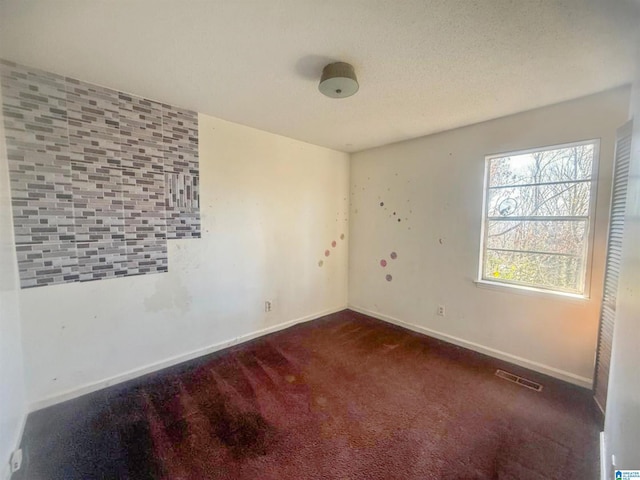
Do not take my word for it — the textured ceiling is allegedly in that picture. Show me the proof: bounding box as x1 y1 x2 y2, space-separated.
1 0 638 152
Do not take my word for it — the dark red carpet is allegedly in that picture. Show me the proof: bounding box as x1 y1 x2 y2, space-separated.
18 310 599 479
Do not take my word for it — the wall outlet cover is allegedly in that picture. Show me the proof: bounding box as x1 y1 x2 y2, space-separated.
9 449 22 473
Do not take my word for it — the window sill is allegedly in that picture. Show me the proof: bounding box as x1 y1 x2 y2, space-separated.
474 279 590 301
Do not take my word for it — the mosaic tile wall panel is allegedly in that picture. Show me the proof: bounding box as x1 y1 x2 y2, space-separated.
1 60 200 288
162 104 200 239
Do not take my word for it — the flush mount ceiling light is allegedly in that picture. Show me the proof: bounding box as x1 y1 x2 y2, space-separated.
318 62 359 99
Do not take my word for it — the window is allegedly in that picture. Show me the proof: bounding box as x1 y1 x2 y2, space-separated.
479 140 599 296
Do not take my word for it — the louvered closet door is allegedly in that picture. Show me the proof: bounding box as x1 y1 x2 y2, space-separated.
594 120 633 413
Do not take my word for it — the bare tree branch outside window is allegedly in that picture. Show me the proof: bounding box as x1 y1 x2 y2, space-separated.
481 141 597 294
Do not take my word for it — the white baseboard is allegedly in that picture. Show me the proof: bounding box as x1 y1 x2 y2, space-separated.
3 411 27 480
600 431 607 480
349 305 593 389
29 305 347 412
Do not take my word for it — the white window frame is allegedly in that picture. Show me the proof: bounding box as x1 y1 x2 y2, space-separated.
477 139 600 298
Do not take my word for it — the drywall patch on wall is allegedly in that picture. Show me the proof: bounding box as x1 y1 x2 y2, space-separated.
143 272 192 314
0 60 200 288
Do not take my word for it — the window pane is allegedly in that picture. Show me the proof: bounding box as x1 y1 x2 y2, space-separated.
487 181 592 218
486 219 588 256
482 140 597 294
483 250 583 293
488 144 594 188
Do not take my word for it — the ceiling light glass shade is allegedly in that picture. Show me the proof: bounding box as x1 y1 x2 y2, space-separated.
319 62 359 98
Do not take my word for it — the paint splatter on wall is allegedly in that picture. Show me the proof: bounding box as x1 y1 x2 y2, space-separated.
318 234 346 267
377 198 412 229
378 251 399 282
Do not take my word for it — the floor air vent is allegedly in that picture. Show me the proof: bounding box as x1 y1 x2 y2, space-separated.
495 369 543 392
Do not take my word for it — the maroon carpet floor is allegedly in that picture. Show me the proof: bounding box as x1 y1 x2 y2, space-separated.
18 310 600 479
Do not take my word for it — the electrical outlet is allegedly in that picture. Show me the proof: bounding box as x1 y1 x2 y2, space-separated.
264 301 272 313
10 449 22 474
437 305 445 317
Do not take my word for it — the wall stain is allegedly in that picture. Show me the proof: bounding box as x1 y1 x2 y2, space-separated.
144 273 192 314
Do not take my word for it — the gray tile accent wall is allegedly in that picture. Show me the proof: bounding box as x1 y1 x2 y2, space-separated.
1 60 200 288
162 104 200 239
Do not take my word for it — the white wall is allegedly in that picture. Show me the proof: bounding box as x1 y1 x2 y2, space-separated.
0 84 27 472
349 87 630 387
603 37 640 472
20 114 349 408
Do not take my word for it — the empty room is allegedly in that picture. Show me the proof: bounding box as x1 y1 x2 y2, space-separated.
1 1 639 479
